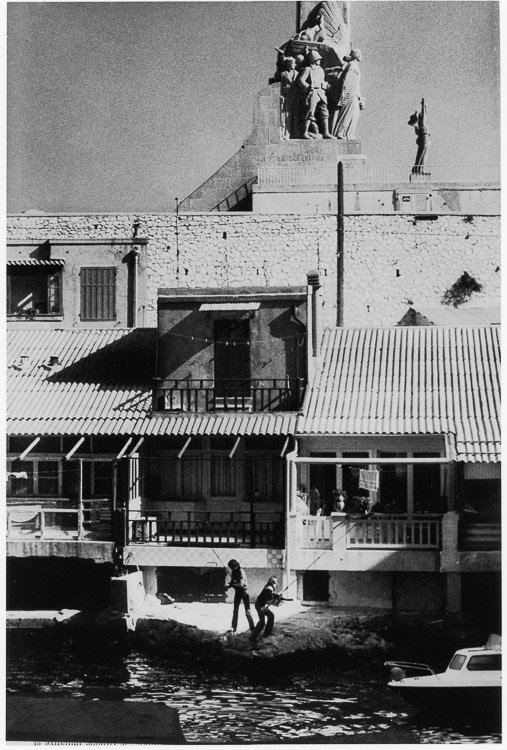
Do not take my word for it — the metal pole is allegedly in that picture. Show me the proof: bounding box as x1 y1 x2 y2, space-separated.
337 161 344 326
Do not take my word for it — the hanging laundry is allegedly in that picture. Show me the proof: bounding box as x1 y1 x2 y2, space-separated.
359 469 379 491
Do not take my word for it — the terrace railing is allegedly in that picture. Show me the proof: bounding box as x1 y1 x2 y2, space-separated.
6 500 112 542
346 514 441 549
257 164 500 187
153 378 306 412
128 510 284 548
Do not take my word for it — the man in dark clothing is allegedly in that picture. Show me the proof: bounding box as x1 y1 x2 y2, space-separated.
225 559 255 634
250 576 279 640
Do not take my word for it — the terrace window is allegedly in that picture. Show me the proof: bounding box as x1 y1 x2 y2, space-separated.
7 264 62 316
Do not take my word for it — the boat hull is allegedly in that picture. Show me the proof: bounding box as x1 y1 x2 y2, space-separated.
390 684 501 717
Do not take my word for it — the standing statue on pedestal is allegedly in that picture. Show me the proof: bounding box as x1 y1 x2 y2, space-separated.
331 49 364 139
280 56 301 139
408 99 430 176
297 49 336 139
272 1 357 140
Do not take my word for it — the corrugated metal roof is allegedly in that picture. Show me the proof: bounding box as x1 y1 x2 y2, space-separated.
7 328 296 437
398 306 501 326
199 302 261 311
300 326 501 463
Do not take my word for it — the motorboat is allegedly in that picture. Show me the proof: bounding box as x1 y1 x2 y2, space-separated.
385 634 501 716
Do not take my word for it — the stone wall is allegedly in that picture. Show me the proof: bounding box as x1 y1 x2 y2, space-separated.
8 211 500 329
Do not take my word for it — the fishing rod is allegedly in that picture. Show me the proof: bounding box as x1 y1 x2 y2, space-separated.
272 518 362 602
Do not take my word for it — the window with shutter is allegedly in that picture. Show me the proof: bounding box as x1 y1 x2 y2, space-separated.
80 267 116 321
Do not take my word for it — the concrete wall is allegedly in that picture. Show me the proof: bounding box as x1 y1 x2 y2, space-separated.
253 186 500 216
7 238 148 329
157 297 307 383
8 211 499 329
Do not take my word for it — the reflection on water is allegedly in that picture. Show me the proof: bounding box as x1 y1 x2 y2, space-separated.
6 632 501 744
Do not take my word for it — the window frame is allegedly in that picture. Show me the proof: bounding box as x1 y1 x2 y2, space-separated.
7 458 62 497
7 265 63 317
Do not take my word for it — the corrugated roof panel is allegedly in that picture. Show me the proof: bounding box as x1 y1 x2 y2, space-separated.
300 325 500 462
7 327 297 437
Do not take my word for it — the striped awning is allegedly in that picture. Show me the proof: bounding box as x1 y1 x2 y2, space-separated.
7 259 65 266
199 302 261 311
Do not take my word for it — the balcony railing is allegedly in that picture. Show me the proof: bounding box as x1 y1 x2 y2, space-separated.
153 378 306 412
6 500 112 541
459 522 501 551
257 164 500 187
128 510 284 548
346 515 441 549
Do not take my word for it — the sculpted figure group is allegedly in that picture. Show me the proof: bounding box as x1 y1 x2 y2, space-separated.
279 47 364 141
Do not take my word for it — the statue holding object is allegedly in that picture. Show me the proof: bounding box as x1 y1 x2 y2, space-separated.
272 1 364 141
408 99 431 176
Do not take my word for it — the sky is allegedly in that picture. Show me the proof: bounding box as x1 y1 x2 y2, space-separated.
7 1 501 214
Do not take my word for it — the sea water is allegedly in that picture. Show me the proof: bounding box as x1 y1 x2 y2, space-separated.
6 631 501 744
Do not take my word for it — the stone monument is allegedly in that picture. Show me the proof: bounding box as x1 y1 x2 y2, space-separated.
179 0 367 213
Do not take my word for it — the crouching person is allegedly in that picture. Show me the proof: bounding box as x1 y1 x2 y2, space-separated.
250 576 279 641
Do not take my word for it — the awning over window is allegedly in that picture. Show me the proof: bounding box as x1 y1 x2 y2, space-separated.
7 259 66 266
199 302 260 311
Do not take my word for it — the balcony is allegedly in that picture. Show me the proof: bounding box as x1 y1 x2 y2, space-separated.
153 378 306 413
296 514 441 551
127 510 283 548
6 500 112 542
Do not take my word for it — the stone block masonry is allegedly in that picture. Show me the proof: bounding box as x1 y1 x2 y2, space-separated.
8 211 500 329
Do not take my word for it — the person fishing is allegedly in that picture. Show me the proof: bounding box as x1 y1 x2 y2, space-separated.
250 576 280 641
225 559 255 634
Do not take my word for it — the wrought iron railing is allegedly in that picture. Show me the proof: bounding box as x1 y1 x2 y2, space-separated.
128 510 284 548
153 378 306 412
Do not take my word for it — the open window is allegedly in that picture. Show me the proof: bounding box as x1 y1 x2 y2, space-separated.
7 262 63 316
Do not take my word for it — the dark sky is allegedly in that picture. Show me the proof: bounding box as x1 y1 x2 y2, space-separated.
7 1 500 214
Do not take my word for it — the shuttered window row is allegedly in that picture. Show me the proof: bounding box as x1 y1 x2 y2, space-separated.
80 267 116 321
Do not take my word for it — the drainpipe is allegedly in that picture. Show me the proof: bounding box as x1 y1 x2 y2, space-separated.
77 458 83 540
337 161 344 326
131 246 140 328
307 271 320 358
285 446 299 598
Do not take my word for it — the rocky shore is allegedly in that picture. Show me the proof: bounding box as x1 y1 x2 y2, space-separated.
132 600 475 671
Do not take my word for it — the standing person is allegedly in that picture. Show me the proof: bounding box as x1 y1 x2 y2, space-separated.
250 576 279 641
331 49 364 139
297 50 336 140
225 559 255 634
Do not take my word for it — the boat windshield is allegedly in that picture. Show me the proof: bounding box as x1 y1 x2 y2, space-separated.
466 654 501 671
448 654 466 670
